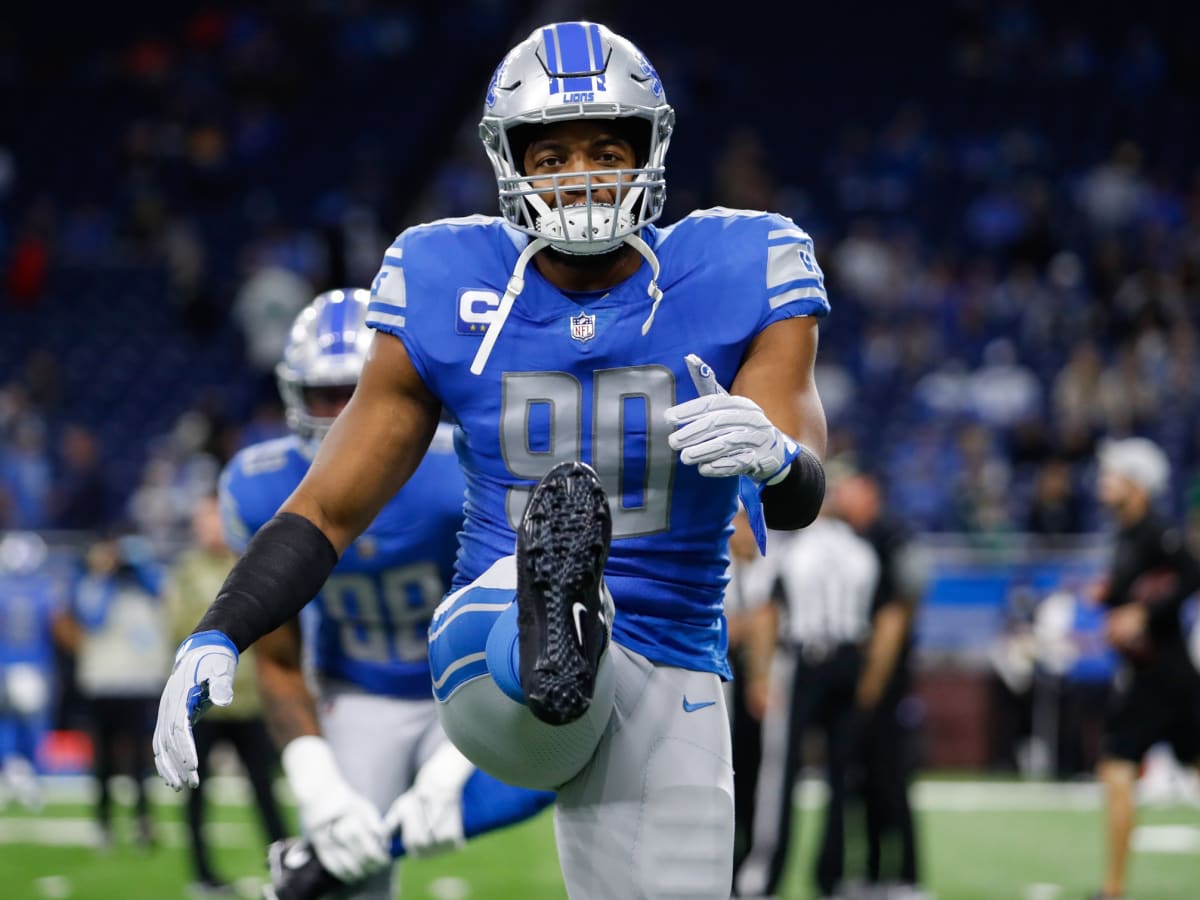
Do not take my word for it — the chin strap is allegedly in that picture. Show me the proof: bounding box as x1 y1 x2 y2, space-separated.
470 237 549 376
626 232 665 334
470 232 666 376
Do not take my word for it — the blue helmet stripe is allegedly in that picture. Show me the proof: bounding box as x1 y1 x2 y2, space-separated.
588 23 604 69
324 292 349 355
543 22 597 93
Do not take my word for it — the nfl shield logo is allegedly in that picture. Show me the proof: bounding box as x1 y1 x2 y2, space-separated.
570 311 596 343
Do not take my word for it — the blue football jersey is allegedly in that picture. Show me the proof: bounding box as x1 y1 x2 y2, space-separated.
219 426 466 698
0 571 61 670
367 209 829 678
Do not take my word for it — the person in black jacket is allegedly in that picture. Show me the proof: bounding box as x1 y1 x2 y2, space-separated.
835 469 927 898
1090 438 1200 900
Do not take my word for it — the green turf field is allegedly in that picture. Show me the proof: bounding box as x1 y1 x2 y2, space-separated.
0 778 1196 899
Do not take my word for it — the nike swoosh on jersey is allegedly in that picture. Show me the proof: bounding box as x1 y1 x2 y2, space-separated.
682 696 717 713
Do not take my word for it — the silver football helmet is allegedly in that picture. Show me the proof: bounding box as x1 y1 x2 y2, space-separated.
479 21 674 256
276 288 372 444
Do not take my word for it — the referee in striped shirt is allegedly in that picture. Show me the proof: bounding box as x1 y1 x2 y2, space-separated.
734 466 880 900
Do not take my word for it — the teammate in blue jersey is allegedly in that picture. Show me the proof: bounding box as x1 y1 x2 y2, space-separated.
155 22 828 898
0 532 61 811
217 289 551 900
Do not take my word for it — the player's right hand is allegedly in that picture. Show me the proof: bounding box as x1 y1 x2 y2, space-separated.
384 740 474 859
282 736 390 883
153 630 239 790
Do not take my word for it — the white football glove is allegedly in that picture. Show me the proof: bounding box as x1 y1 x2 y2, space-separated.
385 741 474 859
3 663 50 716
665 354 798 483
153 631 238 790
283 736 390 882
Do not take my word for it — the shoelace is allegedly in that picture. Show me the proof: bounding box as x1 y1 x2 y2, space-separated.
470 233 664 375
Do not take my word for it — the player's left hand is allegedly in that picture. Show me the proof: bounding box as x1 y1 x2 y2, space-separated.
386 741 474 859
665 354 798 483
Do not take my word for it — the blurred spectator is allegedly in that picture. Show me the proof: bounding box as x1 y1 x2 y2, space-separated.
1097 343 1159 435
1026 458 1086 537
951 423 1013 535
0 415 53 529
56 535 168 848
231 263 312 374
4 198 53 308
128 408 225 555
967 338 1042 430
164 494 286 892
813 352 857 425
835 469 927 898
831 220 902 306
1078 142 1149 233
51 425 112 531
1052 341 1107 435
159 215 218 337
913 358 971 420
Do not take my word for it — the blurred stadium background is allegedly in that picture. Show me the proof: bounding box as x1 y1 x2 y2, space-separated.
1 0 1199 898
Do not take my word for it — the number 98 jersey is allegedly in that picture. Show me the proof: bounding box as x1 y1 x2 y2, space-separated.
219 424 465 698
366 209 829 679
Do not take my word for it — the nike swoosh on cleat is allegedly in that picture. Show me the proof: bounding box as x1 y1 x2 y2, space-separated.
572 601 588 648
283 841 312 869
682 696 716 713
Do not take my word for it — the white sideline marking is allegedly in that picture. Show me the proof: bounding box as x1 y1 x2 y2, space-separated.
0 816 254 848
1130 825 1200 853
429 877 471 899
794 778 1200 811
28 774 1200 812
34 876 71 899
1023 884 1061 900
35 774 293 807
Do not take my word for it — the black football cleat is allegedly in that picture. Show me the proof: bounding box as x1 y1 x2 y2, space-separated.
517 460 613 725
263 837 344 900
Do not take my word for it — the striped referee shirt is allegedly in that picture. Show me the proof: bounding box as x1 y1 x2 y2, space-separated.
772 517 880 646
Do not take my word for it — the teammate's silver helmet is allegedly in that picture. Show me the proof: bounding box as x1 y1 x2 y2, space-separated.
480 21 674 255
275 288 372 444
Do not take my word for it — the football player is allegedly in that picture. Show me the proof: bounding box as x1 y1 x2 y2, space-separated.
217 289 551 900
0 532 59 812
156 22 828 898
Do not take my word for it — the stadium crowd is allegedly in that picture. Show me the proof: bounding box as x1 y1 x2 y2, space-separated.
2 2 1198 543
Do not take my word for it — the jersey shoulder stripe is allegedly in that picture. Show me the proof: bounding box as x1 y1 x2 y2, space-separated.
369 248 406 327
219 436 307 552
765 227 826 311
656 208 830 319
365 218 509 331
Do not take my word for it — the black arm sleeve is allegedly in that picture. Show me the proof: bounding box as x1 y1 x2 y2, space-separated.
762 445 825 530
193 512 339 652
